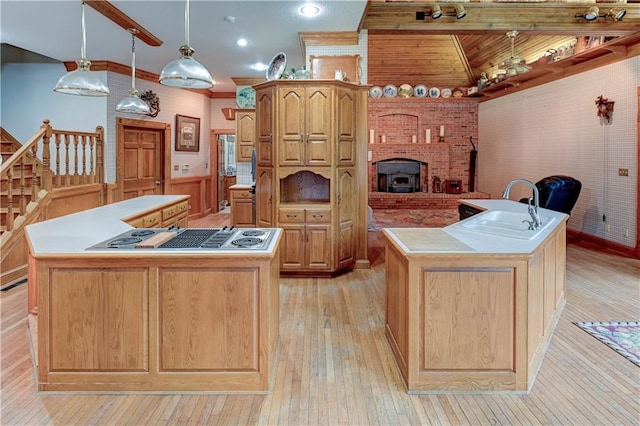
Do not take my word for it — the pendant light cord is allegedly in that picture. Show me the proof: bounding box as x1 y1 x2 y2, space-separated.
80 1 87 60
184 0 190 47
131 32 137 90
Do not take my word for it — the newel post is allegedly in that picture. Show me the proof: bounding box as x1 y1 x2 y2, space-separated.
95 126 104 185
41 119 53 191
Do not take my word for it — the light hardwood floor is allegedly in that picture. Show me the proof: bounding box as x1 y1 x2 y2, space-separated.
1 212 639 425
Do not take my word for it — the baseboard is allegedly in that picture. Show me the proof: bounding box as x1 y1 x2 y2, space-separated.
566 229 638 259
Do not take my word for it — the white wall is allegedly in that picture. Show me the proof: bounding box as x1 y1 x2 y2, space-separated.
478 56 639 248
1 62 107 143
1 62 214 182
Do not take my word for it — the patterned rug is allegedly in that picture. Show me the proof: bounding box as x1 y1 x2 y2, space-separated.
575 321 640 367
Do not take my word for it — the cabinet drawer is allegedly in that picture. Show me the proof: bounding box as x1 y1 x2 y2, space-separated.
305 209 330 223
162 205 177 221
231 189 253 200
278 209 305 223
143 211 162 228
176 201 189 215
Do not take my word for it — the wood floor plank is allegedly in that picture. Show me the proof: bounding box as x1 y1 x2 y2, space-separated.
2 212 639 425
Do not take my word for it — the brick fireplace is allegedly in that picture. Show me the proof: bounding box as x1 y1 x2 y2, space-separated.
367 98 488 226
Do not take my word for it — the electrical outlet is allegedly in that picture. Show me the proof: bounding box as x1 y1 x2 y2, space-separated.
173 165 179 171
605 223 611 232
619 168 629 176
624 229 630 238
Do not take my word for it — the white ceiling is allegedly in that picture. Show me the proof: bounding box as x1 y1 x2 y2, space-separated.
0 0 368 93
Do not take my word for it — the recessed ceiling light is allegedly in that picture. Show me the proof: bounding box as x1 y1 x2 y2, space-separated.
237 38 248 47
251 62 268 71
224 16 236 23
300 4 320 17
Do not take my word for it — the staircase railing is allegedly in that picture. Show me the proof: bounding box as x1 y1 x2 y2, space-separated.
0 119 104 233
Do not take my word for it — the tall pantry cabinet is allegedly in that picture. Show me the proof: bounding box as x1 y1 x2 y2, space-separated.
254 80 369 275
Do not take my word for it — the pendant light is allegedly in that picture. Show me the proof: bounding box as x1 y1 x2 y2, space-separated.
53 1 109 96
116 29 151 114
159 0 214 88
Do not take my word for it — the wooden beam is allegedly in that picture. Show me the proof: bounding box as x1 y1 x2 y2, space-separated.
85 0 163 47
363 3 640 36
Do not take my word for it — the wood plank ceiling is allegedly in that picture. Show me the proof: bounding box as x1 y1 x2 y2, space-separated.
363 1 640 90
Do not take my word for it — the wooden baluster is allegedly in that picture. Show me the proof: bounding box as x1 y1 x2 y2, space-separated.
81 134 87 184
31 143 40 201
19 157 26 215
89 135 95 184
6 165 13 231
96 126 104 185
41 119 52 191
54 133 62 188
73 134 79 185
64 134 70 187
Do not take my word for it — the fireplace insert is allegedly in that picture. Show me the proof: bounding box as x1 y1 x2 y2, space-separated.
376 159 422 193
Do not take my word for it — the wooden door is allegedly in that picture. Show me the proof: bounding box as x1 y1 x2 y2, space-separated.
336 87 356 166
256 167 274 227
306 224 331 270
122 126 163 200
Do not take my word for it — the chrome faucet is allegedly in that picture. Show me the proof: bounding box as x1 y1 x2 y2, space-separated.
502 179 541 229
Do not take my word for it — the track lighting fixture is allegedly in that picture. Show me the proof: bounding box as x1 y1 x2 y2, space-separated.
416 4 467 21
431 4 442 19
575 6 626 22
608 8 626 21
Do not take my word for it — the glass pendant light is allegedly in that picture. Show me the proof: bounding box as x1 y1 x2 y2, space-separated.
53 1 109 96
116 29 151 114
159 0 214 88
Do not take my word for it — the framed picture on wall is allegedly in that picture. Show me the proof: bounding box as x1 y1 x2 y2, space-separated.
175 114 200 152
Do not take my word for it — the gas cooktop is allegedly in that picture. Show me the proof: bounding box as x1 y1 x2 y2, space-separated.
86 227 275 251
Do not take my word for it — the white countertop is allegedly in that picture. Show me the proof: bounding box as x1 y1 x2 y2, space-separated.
229 183 254 189
383 199 568 255
25 195 281 256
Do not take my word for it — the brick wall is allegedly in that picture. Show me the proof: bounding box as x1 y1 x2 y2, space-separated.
367 98 479 194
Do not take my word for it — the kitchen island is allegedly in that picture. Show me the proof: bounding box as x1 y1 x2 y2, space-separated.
383 199 568 393
26 196 282 392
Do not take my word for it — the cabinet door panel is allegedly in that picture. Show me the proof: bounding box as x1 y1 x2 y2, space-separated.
306 225 331 270
278 88 305 165
281 226 305 270
256 168 274 227
236 110 255 163
256 88 274 166
336 88 356 165
306 87 331 165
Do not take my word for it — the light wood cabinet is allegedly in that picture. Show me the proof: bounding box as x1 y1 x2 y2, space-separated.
235 109 255 163
230 186 254 227
254 80 368 275
124 197 189 229
382 221 568 392
277 85 331 166
279 205 331 271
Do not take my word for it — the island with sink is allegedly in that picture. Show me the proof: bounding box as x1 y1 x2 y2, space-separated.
26 196 282 392
382 196 568 393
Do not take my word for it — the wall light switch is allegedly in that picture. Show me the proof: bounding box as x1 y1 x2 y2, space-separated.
182 164 189 172
618 168 629 176
173 165 179 171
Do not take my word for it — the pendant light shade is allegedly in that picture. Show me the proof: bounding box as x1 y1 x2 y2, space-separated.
116 29 151 114
159 0 213 89
54 1 109 96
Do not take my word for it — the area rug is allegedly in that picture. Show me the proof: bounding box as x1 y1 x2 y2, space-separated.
574 321 640 367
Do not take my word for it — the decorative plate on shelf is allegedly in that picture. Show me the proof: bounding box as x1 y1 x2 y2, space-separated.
413 84 427 98
452 88 465 98
428 87 441 98
369 86 383 98
266 52 286 81
236 87 256 108
398 84 413 98
441 88 452 98
383 84 398 98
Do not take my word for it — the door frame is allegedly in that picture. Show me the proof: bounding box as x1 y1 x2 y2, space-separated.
116 118 172 201
636 87 639 258
211 128 235 213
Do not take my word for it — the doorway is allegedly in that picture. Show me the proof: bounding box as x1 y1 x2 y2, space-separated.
210 129 235 213
116 118 172 200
